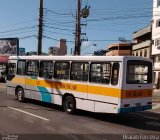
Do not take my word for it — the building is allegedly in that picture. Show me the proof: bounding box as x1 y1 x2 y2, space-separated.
48 47 59 55
106 42 132 56
132 25 152 58
48 39 67 55
152 0 160 88
19 48 26 56
26 51 47 56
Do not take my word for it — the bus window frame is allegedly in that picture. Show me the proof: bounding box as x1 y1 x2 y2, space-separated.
39 60 54 79
26 60 39 77
111 62 120 86
17 60 26 76
89 62 112 85
54 61 70 80
126 60 152 84
70 61 89 82
8 63 17 76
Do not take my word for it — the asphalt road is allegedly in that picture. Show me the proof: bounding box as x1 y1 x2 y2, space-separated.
0 83 160 140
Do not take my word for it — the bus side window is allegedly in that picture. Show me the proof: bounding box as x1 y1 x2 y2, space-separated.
111 63 119 85
40 61 53 79
8 63 16 75
90 63 111 84
17 60 26 76
27 61 39 77
54 62 70 80
70 62 89 82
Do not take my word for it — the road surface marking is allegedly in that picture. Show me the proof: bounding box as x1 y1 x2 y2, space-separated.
0 85 6 89
152 104 160 110
8 106 50 121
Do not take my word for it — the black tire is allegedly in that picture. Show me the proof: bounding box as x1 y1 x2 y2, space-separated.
63 96 76 114
16 87 25 102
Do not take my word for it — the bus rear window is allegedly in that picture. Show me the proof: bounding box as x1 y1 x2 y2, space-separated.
126 60 152 84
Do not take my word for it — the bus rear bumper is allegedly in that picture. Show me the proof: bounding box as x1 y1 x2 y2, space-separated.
118 105 152 113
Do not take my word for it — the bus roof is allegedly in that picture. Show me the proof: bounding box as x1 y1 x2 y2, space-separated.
8 55 152 62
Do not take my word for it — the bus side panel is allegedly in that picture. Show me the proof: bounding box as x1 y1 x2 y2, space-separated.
95 102 118 113
25 77 53 103
120 97 152 107
87 84 120 113
37 78 53 103
52 81 88 105
7 85 15 96
25 77 37 100
24 78 89 105
76 98 95 112
87 92 119 104
7 60 24 96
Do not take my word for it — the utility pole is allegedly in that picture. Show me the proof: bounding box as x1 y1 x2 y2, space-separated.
74 0 81 55
37 0 43 55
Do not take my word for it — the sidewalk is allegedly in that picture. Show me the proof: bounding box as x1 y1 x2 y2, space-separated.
153 89 160 96
153 89 160 103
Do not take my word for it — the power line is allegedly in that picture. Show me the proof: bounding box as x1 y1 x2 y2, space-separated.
44 22 74 28
0 26 37 34
19 35 37 40
68 0 76 18
44 29 74 36
0 19 37 30
43 19 74 24
0 29 37 37
44 25 74 32
45 9 72 16
88 14 152 22
88 21 151 27
43 35 74 43
91 7 152 12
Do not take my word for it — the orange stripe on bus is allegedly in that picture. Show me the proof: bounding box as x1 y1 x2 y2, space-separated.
11 77 152 99
121 89 152 99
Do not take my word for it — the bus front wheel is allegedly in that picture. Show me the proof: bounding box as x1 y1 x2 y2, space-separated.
16 87 25 102
63 96 76 114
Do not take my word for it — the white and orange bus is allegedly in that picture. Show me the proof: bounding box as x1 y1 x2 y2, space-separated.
6 55 153 114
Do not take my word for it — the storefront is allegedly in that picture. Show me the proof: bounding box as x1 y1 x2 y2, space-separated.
0 55 9 70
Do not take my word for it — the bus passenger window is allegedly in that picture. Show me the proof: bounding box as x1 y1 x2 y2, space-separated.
17 61 26 75
111 63 119 85
70 62 89 82
54 62 70 80
8 63 16 75
90 63 111 84
126 60 152 84
27 61 39 77
40 61 53 79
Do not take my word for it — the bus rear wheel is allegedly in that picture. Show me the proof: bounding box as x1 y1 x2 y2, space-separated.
16 87 25 102
63 96 76 114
